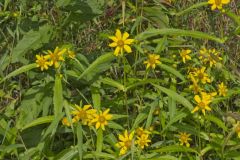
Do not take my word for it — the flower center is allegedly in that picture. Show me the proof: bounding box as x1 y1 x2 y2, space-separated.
198 102 205 109
149 57 156 64
117 40 124 47
215 0 221 5
78 110 87 119
137 130 143 136
182 51 188 57
198 73 204 79
181 135 188 142
99 116 106 123
236 126 240 133
124 140 132 148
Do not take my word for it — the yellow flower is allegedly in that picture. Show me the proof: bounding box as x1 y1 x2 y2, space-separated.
218 82 228 96
91 108 112 130
109 29 134 56
62 117 77 126
136 127 151 137
193 67 211 84
116 130 135 155
178 132 192 147
68 50 76 59
45 47 66 68
192 93 212 115
180 49 191 63
201 91 217 100
208 0 230 10
35 54 50 71
71 104 97 125
144 54 161 69
135 134 151 149
199 48 222 67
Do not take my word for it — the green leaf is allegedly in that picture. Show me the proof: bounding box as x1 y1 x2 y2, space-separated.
168 97 176 121
77 123 83 160
59 0 105 23
11 25 53 63
152 84 193 110
204 115 228 132
161 112 187 133
141 155 179 160
91 86 101 110
78 53 115 81
0 63 37 84
225 11 240 26
146 101 157 129
101 78 125 91
108 121 124 130
54 147 78 160
84 152 116 159
21 116 54 130
137 28 225 43
175 2 208 17
152 145 199 154
111 114 128 120
158 63 186 81
126 79 166 91
132 113 148 129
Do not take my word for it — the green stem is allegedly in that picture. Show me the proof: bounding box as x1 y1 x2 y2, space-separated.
123 56 129 129
77 123 83 160
96 128 103 153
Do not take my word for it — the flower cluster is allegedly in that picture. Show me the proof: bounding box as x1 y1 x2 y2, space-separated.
35 47 75 71
177 47 228 116
116 127 151 156
62 104 112 130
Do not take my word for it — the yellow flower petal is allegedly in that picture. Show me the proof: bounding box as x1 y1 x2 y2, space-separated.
115 29 122 40
109 42 117 47
122 32 129 41
123 45 132 53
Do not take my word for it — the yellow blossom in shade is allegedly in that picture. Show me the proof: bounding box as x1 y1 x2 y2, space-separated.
116 130 135 155
178 132 192 147
144 54 161 69
192 93 212 116
91 109 112 130
180 49 191 63
68 50 76 59
71 104 97 125
62 117 77 126
45 47 66 68
108 29 134 56
235 124 240 138
208 0 230 10
218 82 228 96
199 48 222 67
135 134 151 149
136 127 151 137
35 55 51 71
193 67 211 84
